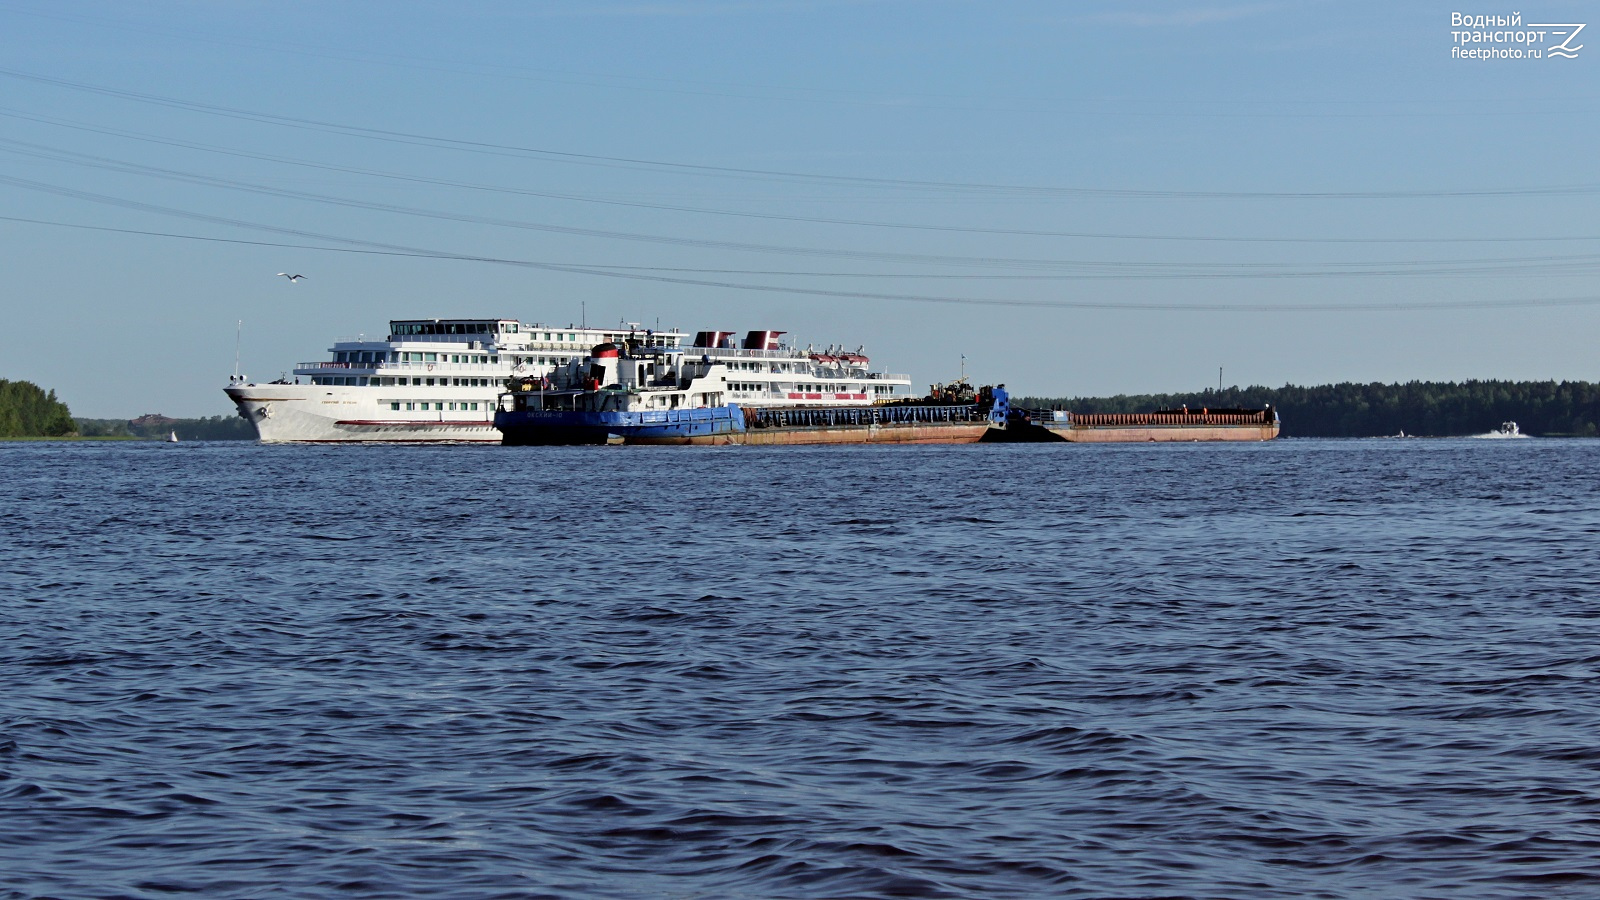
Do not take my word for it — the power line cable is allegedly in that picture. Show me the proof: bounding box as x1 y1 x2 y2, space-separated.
6 106 1600 246
6 142 1600 279
6 212 1600 313
5 67 1599 199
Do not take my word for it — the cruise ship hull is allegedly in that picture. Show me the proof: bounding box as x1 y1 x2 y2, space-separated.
226 385 501 443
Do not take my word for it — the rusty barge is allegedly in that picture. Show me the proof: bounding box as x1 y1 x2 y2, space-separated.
1033 407 1280 442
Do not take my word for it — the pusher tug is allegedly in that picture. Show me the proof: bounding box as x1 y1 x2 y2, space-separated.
490 330 1008 446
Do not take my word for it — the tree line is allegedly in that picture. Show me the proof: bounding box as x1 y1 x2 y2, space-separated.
75 415 255 440
1017 380 1600 437
0 380 77 437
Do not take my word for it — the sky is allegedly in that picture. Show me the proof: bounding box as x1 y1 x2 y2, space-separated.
2 0 1597 417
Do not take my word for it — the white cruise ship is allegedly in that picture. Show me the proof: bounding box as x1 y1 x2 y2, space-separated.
226 318 684 442
226 322 914 443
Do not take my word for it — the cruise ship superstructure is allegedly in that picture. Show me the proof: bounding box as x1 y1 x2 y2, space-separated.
226 318 684 443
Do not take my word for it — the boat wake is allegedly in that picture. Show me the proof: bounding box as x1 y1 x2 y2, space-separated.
1470 421 1531 439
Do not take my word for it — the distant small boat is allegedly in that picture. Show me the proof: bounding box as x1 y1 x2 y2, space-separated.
1472 421 1529 439
167 430 179 443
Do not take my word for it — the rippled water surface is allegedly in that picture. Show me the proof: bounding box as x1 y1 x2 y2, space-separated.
3 439 1600 899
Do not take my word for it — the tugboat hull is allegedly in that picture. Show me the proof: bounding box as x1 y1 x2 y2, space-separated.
495 404 999 446
496 407 744 446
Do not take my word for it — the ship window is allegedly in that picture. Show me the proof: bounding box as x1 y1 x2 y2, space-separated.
471 402 479 410
489 356 498 364
405 402 414 410
390 402 399 411
425 353 437 362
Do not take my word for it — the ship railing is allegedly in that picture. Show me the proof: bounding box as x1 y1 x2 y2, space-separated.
742 404 988 430
380 334 501 346
297 361 518 372
692 347 798 359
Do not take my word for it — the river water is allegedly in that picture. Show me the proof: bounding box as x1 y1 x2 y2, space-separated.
2 439 1598 899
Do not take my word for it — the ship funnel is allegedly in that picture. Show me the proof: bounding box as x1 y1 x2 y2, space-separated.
742 330 785 350
587 343 620 388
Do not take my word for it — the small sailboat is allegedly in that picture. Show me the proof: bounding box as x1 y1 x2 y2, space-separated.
167 430 179 443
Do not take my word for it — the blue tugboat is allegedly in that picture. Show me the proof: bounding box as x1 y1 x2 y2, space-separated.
493 331 1014 445
494 339 748 445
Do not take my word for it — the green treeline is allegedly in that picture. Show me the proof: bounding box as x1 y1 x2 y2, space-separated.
1019 380 1600 438
75 415 256 440
0 380 77 437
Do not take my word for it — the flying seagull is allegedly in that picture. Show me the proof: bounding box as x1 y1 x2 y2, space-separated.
277 273 306 282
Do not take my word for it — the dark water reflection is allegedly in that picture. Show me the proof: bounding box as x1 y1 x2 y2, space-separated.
2 439 1598 898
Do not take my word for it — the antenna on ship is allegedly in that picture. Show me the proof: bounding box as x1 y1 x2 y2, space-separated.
233 319 243 381
1218 366 1223 394
961 354 966 383
581 301 587 329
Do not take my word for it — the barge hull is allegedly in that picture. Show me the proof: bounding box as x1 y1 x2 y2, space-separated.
1046 424 1279 442
735 423 990 445
1038 409 1280 442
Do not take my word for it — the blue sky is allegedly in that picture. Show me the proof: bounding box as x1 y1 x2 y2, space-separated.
2 0 1596 416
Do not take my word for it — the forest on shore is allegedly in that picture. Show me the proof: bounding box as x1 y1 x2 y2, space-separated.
0 380 77 438
1018 380 1600 438
0 379 256 439
75 415 255 440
